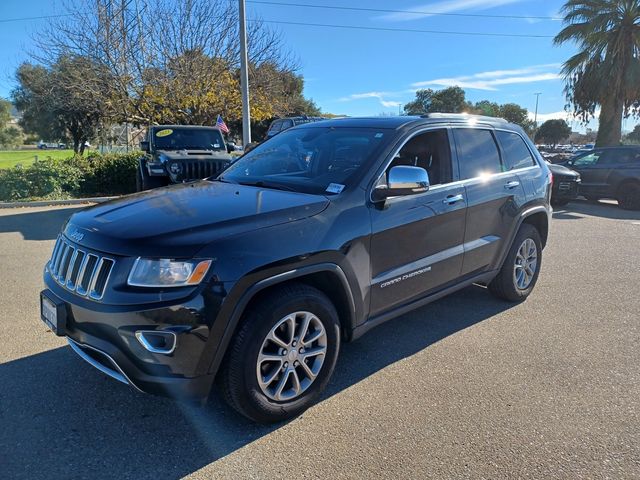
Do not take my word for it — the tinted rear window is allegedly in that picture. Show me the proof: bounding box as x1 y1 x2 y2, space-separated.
496 131 536 170
454 129 502 179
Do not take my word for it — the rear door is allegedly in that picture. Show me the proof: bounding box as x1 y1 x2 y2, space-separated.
453 128 527 276
369 128 466 316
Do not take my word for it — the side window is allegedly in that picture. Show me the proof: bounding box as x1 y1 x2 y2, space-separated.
268 121 283 134
496 131 536 170
609 149 640 165
388 129 452 186
573 151 601 167
282 120 294 130
454 129 503 180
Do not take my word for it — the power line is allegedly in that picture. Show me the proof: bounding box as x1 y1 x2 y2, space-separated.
247 1 563 21
0 13 73 23
252 19 556 39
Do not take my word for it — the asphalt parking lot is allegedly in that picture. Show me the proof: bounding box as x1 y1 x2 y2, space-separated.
1 200 639 479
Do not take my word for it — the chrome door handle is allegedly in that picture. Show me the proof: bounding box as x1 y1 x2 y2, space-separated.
443 194 464 205
504 181 520 190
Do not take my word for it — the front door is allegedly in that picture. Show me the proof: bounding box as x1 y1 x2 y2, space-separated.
570 149 610 197
369 128 466 317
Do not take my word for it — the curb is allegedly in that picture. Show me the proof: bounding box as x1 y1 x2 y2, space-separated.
0 196 117 209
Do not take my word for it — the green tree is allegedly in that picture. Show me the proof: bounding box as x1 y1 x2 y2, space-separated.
0 98 24 147
404 87 470 115
625 124 640 143
534 119 572 147
12 57 111 153
0 98 11 127
554 0 640 147
499 103 536 135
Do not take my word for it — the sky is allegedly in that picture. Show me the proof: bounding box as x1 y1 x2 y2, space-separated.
0 0 634 132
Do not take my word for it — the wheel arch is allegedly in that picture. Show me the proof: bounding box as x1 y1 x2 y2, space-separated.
520 208 549 248
207 263 357 377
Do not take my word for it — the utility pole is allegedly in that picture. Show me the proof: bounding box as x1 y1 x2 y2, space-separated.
533 92 542 127
239 0 251 146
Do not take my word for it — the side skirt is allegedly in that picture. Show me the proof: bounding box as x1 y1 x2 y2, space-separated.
351 270 498 341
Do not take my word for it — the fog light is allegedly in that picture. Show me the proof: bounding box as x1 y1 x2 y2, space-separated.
135 330 177 354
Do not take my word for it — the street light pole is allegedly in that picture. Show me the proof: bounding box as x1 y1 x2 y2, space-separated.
534 92 542 127
239 0 251 146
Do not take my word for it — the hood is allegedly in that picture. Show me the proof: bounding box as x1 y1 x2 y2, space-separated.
64 181 329 257
547 162 580 178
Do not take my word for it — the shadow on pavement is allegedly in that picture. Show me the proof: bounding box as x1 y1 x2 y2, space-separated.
553 199 640 221
0 285 510 480
0 207 83 241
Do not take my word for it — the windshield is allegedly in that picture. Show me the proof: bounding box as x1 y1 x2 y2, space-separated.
218 127 389 194
152 128 225 151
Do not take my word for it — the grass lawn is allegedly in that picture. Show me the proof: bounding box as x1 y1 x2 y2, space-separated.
0 149 75 169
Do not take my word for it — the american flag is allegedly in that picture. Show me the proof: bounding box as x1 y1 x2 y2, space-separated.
216 115 230 134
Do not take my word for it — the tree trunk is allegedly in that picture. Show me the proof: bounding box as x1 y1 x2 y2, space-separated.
596 95 623 147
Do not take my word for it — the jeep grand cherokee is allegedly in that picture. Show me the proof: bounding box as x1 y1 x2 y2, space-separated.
41 114 552 423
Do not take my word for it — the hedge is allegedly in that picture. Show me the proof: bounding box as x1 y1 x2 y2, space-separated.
0 152 141 201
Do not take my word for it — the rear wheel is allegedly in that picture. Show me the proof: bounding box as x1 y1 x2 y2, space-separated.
219 283 340 423
617 183 640 210
489 224 542 302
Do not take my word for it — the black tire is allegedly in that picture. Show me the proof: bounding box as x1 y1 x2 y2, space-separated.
488 223 542 302
617 182 640 211
551 198 569 207
136 163 166 192
219 283 340 423
583 195 600 203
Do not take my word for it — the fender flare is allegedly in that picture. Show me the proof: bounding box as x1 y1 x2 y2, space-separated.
496 205 551 270
207 263 357 376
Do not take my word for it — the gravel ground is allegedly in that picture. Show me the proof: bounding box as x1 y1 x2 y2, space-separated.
0 200 638 479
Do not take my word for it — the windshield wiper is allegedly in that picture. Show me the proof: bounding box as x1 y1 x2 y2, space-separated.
238 180 297 192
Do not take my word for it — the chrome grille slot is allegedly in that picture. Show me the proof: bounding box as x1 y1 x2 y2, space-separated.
47 236 115 301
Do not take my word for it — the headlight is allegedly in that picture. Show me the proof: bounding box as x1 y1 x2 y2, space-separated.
128 258 212 287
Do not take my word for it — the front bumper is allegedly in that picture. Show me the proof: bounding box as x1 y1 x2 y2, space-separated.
552 177 580 200
43 269 226 401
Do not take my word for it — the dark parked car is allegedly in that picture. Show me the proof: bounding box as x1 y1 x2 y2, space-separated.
564 146 640 210
547 162 581 206
41 114 552 423
265 116 326 140
137 125 234 191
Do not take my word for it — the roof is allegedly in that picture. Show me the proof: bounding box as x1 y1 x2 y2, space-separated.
151 125 221 130
297 114 516 131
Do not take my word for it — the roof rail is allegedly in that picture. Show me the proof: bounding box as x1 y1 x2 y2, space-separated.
420 113 508 124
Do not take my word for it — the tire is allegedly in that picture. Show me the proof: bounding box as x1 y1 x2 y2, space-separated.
219 283 341 423
489 223 542 302
136 164 166 191
551 198 569 207
617 183 640 211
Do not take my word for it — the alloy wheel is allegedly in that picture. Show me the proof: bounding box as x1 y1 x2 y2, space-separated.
513 238 538 290
256 311 327 402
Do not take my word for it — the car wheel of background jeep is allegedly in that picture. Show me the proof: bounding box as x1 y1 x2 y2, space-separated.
136 165 166 192
489 223 542 302
219 283 340 423
617 183 640 210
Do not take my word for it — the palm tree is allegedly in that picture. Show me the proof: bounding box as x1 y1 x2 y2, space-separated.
555 0 640 146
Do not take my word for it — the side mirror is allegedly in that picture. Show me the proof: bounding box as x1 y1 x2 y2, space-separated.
226 142 236 153
373 166 430 200
140 141 150 152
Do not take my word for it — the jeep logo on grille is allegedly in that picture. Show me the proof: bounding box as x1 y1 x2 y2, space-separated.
69 229 85 242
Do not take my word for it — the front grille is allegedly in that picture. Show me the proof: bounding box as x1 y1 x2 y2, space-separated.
558 181 578 195
182 160 228 181
48 236 115 300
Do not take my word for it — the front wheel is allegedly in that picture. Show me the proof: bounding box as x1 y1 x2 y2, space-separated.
489 224 542 302
219 283 340 423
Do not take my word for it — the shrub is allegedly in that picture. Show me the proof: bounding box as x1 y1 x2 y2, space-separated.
0 151 142 201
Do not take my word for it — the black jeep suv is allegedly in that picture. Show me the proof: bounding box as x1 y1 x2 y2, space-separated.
265 116 326 140
137 125 233 191
41 115 552 423
564 146 640 210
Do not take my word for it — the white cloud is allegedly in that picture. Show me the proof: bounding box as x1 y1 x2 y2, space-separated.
412 64 562 91
379 0 525 22
338 91 403 108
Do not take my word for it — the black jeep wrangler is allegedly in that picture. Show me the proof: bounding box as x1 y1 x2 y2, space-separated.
137 125 233 191
41 115 552 423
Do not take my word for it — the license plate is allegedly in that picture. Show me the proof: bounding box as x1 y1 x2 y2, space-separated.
41 295 58 332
